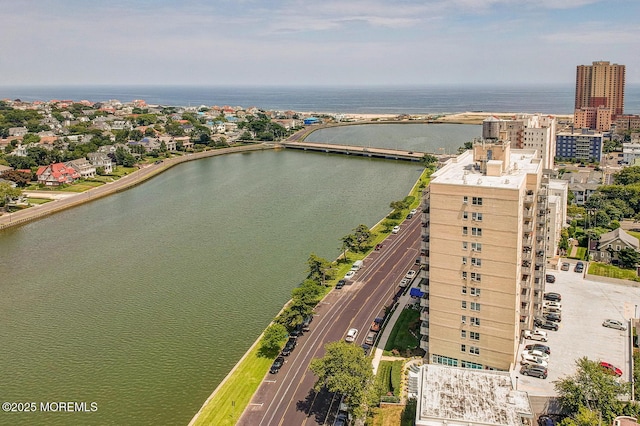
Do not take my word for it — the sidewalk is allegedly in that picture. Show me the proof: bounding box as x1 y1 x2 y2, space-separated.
371 285 420 375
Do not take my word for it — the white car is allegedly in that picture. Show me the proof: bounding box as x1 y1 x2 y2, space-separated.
521 353 548 368
345 328 358 343
392 226 400 234
523 329 548 342
344 271 356 280
399 278 410 288
405 270 417 279
543 301 562 309
410 209 418 215
602 319 627 331
522 349 549 362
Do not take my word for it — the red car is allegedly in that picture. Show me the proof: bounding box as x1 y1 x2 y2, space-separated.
600 361 623 377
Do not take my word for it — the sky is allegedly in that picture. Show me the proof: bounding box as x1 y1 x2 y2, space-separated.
2 0 639 86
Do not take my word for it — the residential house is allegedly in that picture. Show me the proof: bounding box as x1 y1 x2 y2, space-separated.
87 152 114 174
561 170 602 205
8 127 28 137
66 158 96 178
589 228 640 265
36 163 81 186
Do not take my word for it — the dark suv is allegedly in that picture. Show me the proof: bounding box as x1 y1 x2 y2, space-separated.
281 337 297 356
525 343 550 355
520 364 548 379
543 292 561 302
574 262 584 273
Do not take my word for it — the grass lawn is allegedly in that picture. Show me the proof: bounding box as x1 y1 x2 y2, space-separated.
109 167 137 178
377 360 403 397
588 262 637 280
384 308 420 354
569 246 587 260
55 180 104 192
628 230 640 241
192 342 273 426
367 399 416 426
25 198 52 205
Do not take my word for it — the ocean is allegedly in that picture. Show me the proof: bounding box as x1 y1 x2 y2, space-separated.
2 84 640 115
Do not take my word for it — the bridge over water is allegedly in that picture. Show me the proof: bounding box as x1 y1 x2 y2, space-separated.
279 140 429 161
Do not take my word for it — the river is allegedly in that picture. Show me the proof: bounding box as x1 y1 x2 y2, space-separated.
0 148 425 425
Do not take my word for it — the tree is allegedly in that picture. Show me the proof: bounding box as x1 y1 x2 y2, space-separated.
309 341 375 420
614 166 640 185
559 406 601 426
114 146 136 167
340 234 357 262
0 182 22 210
420 154 438 167
555 357 628 424
307 254 334 285
353 224 372 252
259 323 288 357
0 170 32 187
617 247 640 269
292 279 324 306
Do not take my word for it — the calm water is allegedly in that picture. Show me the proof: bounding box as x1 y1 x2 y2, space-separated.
3 84 640 115
308 123 481 154
0 150 424 425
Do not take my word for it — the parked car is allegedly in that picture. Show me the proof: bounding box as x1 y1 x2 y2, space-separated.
270 356 285 374
521 353 549 368
523 329 548 342
522 349 550 361
602 319 627 331
406 213 414 219
344 270 356 280
525 343 550 355
375 243 383 251
399 278 410 287
365 331 377 345
361 343 371 356
561 262 570 271
538 415 556 426
545 274 556 283
281 337 297 356
345 328 358 343
392 225 400 234
543 306 562 315
543 301 562 309
543 292 561 302
410 209 418 215
405 270 417 279
335 279 346 289
289 324 303 337
520 364 548 379
600 361 623 377
302 314 313 332
538 320 559 331
334 413 348 426
544 313 561 323
574 262 584 273
370 317 384 332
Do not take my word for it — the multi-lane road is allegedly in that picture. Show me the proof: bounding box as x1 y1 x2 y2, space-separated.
238 211 423 426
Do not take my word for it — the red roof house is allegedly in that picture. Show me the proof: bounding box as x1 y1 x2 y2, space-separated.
36 163 81 186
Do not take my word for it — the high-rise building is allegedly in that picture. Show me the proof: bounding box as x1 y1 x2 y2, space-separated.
419 138 549 370
575 61 625 129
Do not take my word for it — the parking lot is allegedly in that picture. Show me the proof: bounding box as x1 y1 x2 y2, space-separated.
513 260 638 396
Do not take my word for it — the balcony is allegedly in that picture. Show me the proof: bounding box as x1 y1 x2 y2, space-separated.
420 322 430 336
420 309 429 321
521 277 531 289
523 209 533 218
420 336 429 351
522 251 532 261
523 223 534 233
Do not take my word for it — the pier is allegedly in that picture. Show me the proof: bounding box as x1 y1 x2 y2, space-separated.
280 141 431 161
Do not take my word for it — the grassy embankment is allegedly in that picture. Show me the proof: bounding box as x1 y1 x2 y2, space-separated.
191 167 432 426
588 262 638 280
383 308 421 356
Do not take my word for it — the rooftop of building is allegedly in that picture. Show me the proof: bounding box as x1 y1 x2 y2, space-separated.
430 142 540 190
417 364 533 426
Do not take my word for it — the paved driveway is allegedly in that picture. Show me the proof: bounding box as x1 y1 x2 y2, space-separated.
514 260 637 396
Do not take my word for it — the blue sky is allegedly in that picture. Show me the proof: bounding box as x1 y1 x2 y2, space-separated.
2 0 639 86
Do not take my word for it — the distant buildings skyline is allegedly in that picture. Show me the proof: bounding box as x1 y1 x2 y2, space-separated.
574 61 626 131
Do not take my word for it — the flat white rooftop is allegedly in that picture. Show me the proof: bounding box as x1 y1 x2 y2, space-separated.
416 364 533 426
431 149 540 190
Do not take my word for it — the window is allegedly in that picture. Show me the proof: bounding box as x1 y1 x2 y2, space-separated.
463 211 468 220
469 346 480 355
471 302 481 311
462 241 468 250
471 257 482 267
472 197 483 206
461 360 483 369
462 226 468 235
461 286 467 294
461 344 467 352
462 256 467 265
472 227 482 236
432 355 459 367
461 315 467 324
471 273 481 282
472 212 483 221
461 271 468 280
463 196 468 204
470 287 481 296
461 301 467 309
470 331 480 341
471 317 480 326
461 330 467 339
616 245 621 251
471 242 482 252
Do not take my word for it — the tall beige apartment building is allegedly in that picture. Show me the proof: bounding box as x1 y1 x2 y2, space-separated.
575 61 625 130
419 138 548 370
